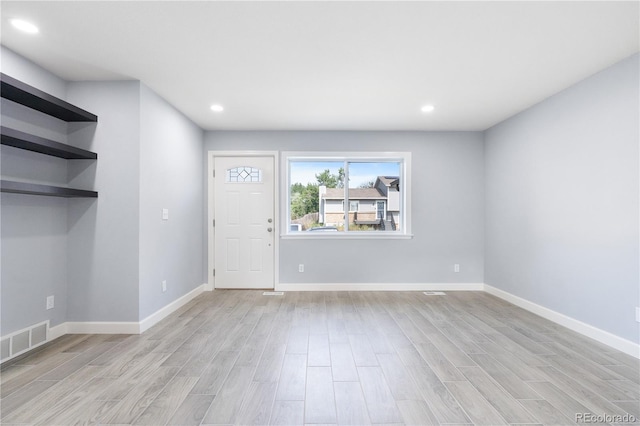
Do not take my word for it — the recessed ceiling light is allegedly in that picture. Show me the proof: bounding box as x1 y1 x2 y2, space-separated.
421 105 435 113
10 19 39 34
210 104 224 112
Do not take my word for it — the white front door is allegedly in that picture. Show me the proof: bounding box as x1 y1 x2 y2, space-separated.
214 156 275 289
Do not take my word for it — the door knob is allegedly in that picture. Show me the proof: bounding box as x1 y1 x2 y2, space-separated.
267 227 273 232
268 218 273 223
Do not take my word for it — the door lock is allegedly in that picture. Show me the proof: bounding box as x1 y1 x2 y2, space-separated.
267 227 273 232
267 218 273 223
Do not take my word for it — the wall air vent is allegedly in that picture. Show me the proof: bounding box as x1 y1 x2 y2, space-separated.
0 320 49 364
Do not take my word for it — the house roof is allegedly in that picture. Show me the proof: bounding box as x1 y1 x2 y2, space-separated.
322 187 385 200
376 176 399 187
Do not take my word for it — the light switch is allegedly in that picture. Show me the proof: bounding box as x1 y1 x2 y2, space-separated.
162 208 169 220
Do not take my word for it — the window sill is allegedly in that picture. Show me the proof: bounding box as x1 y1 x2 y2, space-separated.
280 233 414 240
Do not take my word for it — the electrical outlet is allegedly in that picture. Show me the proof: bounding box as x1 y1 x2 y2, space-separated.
46 295 54 310
454 264 460 273
162 280 167 292
162 208 169 220
636 307 640 323
298 264 304 273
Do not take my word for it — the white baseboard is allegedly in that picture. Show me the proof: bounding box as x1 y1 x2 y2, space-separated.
66 321 140 335
51 322 141 337
484 284 640 359
50 321 139 337
275 282 484 292
23 282 640 361
48 323 68 341
47 284 207 337
139 284 207 333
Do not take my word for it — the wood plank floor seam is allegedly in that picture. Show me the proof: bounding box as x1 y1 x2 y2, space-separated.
0 290 637 426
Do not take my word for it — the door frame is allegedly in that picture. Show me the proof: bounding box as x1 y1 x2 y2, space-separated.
207 151 280 290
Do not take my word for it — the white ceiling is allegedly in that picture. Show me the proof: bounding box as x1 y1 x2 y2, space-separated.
1 1 638 131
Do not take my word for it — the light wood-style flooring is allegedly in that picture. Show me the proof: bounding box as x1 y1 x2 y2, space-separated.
1 290 638 425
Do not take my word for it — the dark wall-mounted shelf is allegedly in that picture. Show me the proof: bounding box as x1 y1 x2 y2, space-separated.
0 73 97 123
0 75 99 198
1 180 98 198
1 126 97 160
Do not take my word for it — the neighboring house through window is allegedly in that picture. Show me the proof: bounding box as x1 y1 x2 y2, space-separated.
322 180 397 231
283 152 411 237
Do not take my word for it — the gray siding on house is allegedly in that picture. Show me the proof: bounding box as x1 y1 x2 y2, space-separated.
375 180 388 197
374 178 400 212
387 190 400 212
325 200 344 213
356 201 377 213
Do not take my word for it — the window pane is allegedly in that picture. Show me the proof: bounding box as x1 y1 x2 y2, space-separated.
347 162 401 232
290 161 344 232
226 166 262 183
286 155 408 236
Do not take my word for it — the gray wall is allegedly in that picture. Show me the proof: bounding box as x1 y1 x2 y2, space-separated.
0 47 66 100
3 43 636 350
1 47 70 334
484 53 639 343
138 84 204 320
204 131 485 284
1 191 68 334
66 81 141 323
2 46 206 334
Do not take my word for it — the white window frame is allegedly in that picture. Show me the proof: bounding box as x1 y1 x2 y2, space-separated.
281 151 412 239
